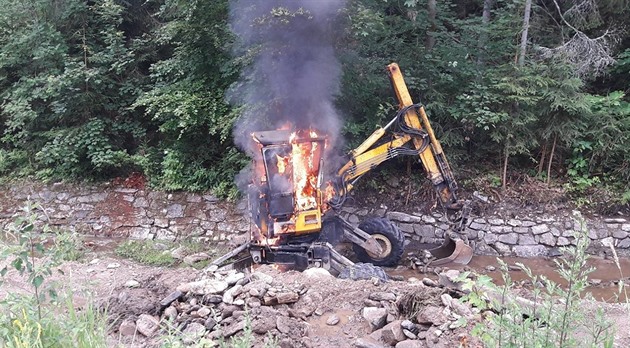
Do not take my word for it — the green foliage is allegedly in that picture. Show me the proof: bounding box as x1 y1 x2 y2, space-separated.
462 213 615 347
115 240 177 267
0 203 108 347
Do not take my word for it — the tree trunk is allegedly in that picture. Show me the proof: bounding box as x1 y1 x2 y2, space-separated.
546 134 557 184
477 0 493 66
537 141 547 176
518 0 532 67
502 145 509 190
426 0 437 51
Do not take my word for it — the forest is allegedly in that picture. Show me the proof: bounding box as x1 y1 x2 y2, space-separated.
0 0 628 205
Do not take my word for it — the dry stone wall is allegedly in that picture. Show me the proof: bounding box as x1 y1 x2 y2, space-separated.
0 182 249 243
1 181 629 257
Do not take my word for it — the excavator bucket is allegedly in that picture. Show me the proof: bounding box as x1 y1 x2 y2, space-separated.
427 234 473 266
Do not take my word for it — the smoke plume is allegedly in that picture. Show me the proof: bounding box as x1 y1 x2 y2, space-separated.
228 0 347 157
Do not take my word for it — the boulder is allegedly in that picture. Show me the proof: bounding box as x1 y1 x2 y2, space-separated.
362 307 388 332
136 314 160 337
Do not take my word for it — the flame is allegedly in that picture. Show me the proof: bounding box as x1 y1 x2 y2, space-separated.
291 131 319 211
276 154 289 174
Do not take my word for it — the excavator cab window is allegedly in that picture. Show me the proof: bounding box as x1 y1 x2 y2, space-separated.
261 145 295 218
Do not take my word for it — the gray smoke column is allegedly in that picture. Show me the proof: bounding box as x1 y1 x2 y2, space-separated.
228 0 346 157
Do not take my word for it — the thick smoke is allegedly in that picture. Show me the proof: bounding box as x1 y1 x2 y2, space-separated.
228 0 346 157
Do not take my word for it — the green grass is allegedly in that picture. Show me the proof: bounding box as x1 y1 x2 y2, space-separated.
114 240 177 266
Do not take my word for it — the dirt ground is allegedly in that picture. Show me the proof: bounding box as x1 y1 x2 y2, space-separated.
2 240 630 347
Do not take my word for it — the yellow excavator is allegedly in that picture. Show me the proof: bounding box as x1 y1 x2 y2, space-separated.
213 63 472 272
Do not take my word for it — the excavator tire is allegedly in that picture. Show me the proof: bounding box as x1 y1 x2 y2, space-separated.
352 217 405 267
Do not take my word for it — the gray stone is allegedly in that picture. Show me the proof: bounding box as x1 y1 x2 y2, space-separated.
618 238 630 248
399 223 415 234
518 234 537 245
514 227 530 234
381 320 406 345
613 230 629 239
493 242 511 255
252 316 276 334
119 319 137 336
550 227 562 237
401 320 416 332
124 280 140 288
513 245 548 257
562 229 576 238
402 330 417 339
326 314 340 326
469 222 487 230
355 336 388 348
176 279 228 295
136 314 160 337
223 284 243 305
589 228 608 240
416 306 447 326
386 212 423 223
396 340 425 348
182 322 206 344
224 320 246 337
488 218 505 225
507 219 522 227
522 220 536 227
484 233 498 244
349 214 360 224
369 292 397 302
225 272 245 285
166 204 185 218
422 215 436 223
183 252 211 265
538 232 556 246
498 233 519 245
362 307 388 332
532 224 550 234
622 224 630 232
197 307 211 317
605 218 627 223
557 237 571 246
163 306 178 321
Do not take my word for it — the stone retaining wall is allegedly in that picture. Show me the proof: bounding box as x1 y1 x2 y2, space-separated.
1 181 628 257
0 182 249 243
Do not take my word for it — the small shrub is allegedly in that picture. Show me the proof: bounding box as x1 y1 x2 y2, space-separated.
462 212 615 347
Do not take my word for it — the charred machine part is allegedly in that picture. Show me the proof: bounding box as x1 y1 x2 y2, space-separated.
211 63 473 273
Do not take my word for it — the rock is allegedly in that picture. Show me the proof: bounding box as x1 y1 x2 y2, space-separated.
223 284 243 305
438 270 463 290
539 232 556 246
326 314 340 326
107 262 121 269
401 320 417 333
223 320 246 337
422 278 438 287
124 280 140 288
355 336 388 348
380 320 406 345
276 316 300 334
485 265 496 272
252 316 276 334
251 272 274 284
369 292 397 302
182 322 206 344
294 291 322 317
276 291 299 304
177 279 228 295
136 314 160 337
498 233 519 245
197 307 211 317
160 290 183 307
362 307 388 332
396 340 426 348
532 224 550 235
118 319 137 336
402 329 417 339
204 317 217 330
416 306 447 326
163 306 178 321
513 245 548 257
225 272 245 285
340 263 389 282
183 252 211 265
303 267 333 279
518 235 536 245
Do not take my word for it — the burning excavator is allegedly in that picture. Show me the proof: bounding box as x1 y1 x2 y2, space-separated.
214 63 473 273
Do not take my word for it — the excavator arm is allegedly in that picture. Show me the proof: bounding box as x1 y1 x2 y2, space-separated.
331 63 463 215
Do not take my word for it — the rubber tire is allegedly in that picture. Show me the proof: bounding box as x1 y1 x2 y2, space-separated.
352 217 405 267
